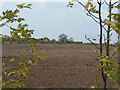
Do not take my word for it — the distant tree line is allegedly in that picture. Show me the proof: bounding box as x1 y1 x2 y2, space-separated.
1 33 113 46
2 33 85 44
2 34 115 46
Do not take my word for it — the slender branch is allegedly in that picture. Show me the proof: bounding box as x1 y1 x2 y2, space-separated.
109 33 112 38
103 23 106 27
110 28 113 32
25 48 30 52
87 12 107 32
102 25 107 32
112 1 118 5
0 19 2 22
107 83 112 88
2 20 10 27
104 0 109 6
103 34 106 46
112 51 117 56
85 35 100 50
101 1 105 5
104 0 118 7
86 13 100 24
76 0 99 19
29 55 34 60
97 0 104 5
97 0 100 4
76 0 107 32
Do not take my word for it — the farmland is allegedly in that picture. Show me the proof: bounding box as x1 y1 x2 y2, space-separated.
2 43 118 88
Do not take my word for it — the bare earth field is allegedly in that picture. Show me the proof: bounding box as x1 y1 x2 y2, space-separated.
2 43 118 88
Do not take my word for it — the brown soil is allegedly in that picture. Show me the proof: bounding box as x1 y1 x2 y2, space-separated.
2 43 118 88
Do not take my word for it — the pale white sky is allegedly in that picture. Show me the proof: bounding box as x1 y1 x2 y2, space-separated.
0 1 118 43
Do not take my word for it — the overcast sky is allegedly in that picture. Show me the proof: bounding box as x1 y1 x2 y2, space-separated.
1 1 118 43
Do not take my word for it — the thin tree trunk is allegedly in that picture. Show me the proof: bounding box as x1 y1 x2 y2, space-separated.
106 0 111 56
105 0 112 88
118 32 120 88
118 0 120 87
99 0 102 57
98 0 107 89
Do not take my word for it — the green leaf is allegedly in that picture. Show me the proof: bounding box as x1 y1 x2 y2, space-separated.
23 6 31 9
10 27 16 31
89 85 95 88
2 62 5 66
18 62 23 66
94 75 99 82
92 49 98 54
41 53 48 60
19 82 25 86
36 56 41 60
18 23 22 27
3 11 5 15
0 23 4 27
23 24 28 27
17 3 25 9
22 73 26 78
14 9 19 14
8 72 16 77
34 50 38 54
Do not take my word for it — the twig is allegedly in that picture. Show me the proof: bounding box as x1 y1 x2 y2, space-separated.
76 0 99 19
112 1 118 5
86 13 100 24
104 0 109 6
76 0 107 32
85 35 100 50
112 50 117 56
97 0 100 5
103 34 106 46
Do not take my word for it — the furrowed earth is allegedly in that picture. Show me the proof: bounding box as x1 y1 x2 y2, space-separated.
2 43 118 88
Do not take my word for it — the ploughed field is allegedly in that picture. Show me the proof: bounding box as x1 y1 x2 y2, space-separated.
2 43 118 88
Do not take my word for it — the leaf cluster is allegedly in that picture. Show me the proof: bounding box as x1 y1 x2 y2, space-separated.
1 3 48 88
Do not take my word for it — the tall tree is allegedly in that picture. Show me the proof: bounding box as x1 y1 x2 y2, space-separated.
69 37 74 42
58 34 68 43
68 0 120 89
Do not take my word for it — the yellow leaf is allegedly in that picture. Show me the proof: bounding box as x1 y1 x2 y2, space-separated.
10 79 15 81
90 85 95 88
9 59 14 62
92 39 96 41
107 21 110 25
107 38 111 41
28 60 32 64
2 62 5 66
25 67 29 71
